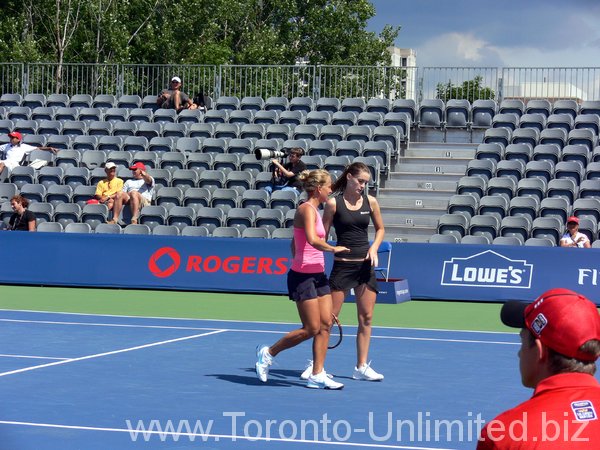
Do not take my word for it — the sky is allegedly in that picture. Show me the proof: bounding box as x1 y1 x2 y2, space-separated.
367 0 600 68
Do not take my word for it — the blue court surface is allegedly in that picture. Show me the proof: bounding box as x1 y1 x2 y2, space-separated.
0 309 541 449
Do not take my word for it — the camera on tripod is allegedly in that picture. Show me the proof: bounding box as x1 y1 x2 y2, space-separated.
254 148 289 160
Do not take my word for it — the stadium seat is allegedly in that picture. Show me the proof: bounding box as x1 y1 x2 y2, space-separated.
112 121 138 137
81 203 109 230
264 97 289 113
492 236 523 246
437 213 468 239
525 99 551 118
428 233 459 244
461 235 491 245
92 94 116 109
289 97 314 114
499 99 524 117
123 224 151 235
468 214 500 241
226 208 255 231
471 99 497 128
508 196 539 223
475 143 504 163
240 96 265 112
253 110 279 125
64 222 92 234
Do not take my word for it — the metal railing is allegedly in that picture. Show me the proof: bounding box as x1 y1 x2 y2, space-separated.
2 62 600 103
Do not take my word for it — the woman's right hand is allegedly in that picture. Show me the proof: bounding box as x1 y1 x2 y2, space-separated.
332 246 350 254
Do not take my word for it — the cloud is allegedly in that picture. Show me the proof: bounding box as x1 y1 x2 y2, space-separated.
417 32 504 67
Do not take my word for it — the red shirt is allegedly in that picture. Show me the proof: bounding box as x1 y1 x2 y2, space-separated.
477 373 600 449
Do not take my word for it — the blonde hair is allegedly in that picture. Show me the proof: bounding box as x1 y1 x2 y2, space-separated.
297 169 331 194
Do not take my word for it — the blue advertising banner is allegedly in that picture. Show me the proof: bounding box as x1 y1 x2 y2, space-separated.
1 232 599 304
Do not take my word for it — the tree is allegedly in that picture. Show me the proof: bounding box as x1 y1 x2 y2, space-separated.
0 0 398 66
436 75 495 102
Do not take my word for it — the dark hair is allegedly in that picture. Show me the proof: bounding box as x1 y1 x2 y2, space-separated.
524 329 599 375
289 147 304 157
331 162 371 193
10 194 29 208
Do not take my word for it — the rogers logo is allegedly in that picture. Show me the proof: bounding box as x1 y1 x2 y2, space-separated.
148 247 289 278
149 247 181 278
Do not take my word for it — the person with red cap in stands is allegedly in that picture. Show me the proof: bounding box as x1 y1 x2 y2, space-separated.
109 162 154 225
477 288 600 449
0 131 57 179
559 216 590 248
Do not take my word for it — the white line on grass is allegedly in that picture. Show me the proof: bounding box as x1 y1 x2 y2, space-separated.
0 420 458 450
0 330 226 378
0 354 68 361
0 308 516 335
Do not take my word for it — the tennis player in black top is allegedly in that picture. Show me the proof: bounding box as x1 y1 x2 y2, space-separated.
300 162 386 381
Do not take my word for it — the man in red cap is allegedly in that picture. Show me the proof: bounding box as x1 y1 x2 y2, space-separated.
109 162 154 225
0 131 57 178
477 288 600 449
559 216 590 248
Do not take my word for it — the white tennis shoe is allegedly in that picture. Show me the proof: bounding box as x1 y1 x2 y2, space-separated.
255 345 273 383
306 370 344 390
352 361 384 381
300 360 334 380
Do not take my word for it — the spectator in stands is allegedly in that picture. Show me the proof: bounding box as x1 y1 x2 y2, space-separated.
264 148 307 195
192 90 211 113
6 195 36 231
477 288 600 449
94 162 123 213
0 131 57 179
109 162 155 225
156 76 197 112
559 216 590 248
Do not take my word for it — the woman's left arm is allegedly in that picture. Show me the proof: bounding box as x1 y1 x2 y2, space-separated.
367 195 385 265
27 213 36 231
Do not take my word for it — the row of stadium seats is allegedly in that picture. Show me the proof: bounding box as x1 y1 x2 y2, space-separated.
436 213 600 246
0 199 302 236
0 121 404 151
0 107 411 130
2 94 599 122
33 221 293 238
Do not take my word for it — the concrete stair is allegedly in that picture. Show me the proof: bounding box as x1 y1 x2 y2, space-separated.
370 142 477 243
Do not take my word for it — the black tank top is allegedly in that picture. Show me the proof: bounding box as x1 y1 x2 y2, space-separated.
332 194 371 259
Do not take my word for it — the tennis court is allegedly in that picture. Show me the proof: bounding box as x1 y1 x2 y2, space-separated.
0 286 536 450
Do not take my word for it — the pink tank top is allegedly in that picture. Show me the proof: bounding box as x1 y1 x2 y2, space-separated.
291 203 326 273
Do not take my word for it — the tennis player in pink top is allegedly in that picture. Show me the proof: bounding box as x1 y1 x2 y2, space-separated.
255 169 349 389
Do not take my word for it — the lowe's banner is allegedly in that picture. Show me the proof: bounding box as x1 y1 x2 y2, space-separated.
1 233 600 304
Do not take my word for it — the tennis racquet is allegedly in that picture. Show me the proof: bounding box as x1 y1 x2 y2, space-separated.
328 313 343 349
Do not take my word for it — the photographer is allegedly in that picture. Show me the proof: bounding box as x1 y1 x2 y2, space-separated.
263 147 307 195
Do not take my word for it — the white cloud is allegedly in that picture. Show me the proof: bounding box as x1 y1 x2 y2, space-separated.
416 32 503 67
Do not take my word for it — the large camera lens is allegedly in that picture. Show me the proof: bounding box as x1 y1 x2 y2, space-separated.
254 148 285 160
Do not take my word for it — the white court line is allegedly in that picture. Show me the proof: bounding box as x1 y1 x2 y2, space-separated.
0 318 220 332
0 308 516 335
0 329 226 378
0 420 457 450
0 318 518 346
0 354 68 361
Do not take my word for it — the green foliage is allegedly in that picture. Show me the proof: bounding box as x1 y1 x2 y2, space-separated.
0 0 398 66
436 75 496 102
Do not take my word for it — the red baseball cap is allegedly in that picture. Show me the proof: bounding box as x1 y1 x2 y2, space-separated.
8 131 22 140
129 162 146 171
567 216 579 224
501 288 600 361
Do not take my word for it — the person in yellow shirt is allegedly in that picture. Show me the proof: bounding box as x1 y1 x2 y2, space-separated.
94 162 124 215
